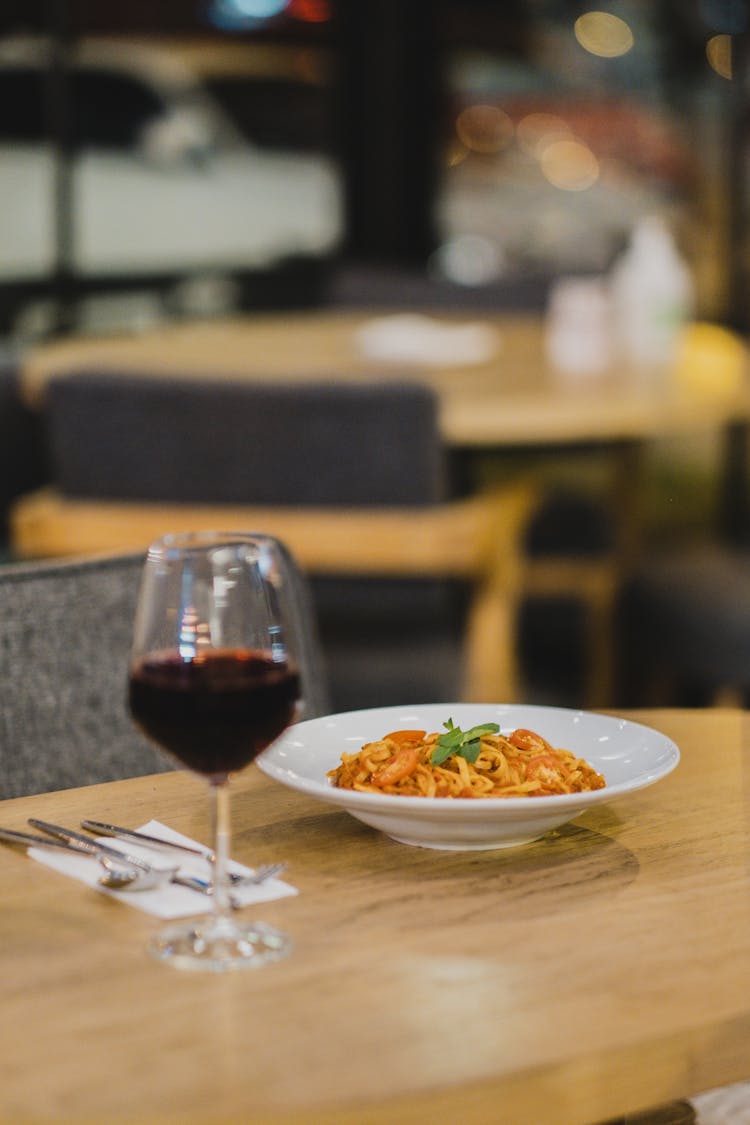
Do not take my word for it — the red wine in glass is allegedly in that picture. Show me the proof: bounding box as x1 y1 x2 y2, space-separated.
129 647 300 781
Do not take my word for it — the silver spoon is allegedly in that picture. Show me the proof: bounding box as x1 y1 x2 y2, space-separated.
94 854 275 896
0 826 219 897
89 852 165 891
83 853 239 902
0 827 163 890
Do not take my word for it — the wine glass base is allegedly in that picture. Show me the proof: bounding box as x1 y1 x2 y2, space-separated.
148 915 292 972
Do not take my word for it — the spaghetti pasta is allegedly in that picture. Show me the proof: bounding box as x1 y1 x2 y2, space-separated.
327 724 606 798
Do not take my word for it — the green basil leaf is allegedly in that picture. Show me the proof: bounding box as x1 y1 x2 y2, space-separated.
458 738 482 763
463 723 500 740
430 719 497 767
430 743 455 766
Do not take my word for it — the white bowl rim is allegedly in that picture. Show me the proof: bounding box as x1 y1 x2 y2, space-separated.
259 702 680 814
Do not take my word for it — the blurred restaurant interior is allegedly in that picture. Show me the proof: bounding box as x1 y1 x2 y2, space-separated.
1 0 749 713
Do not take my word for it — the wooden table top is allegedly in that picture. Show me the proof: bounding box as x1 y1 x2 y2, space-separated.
19 310 750 448
0 707 748 1125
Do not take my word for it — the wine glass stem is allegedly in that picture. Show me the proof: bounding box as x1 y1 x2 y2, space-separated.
210 779 232 920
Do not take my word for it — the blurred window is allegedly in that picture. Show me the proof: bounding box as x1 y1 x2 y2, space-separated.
0 29 343 339
0 3 742 334
433 1 732 318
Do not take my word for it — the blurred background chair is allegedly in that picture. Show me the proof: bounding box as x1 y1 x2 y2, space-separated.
618 543 750 707
0 552 168 797
10 369 538 710
0 552 159 797
0 543 327 799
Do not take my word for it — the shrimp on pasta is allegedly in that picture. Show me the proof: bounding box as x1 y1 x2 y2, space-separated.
327 724 606 798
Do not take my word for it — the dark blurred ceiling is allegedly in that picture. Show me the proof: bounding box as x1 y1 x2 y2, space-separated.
0 0 739 74
0 0 330 39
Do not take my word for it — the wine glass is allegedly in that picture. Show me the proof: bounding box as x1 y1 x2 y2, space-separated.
127 531 301 971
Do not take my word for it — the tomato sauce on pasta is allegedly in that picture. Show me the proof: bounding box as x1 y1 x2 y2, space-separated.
328 726 606 798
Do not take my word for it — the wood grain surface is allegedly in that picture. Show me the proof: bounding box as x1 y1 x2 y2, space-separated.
0 708 748 1124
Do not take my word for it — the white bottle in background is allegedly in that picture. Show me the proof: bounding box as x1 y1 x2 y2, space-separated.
609 214 694 372
545 275 613 383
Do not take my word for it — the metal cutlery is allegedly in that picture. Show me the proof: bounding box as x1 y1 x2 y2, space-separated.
28 818 166 871
235 861 288 886
81 819 209 860
0 826 150 889
28 817 285 893
24 819 217 897
80 819 287 886
0 826 203 893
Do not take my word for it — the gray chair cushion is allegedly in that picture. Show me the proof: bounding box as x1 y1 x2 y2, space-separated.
0 552 164 797
45 372 445 506
0 545 328 798
620 546 750 689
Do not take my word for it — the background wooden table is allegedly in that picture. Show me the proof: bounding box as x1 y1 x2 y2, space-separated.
0 708 748 1124
20 310 750 447
21 308 750 558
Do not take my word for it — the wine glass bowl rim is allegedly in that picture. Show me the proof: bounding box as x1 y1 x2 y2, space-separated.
147 531 275 560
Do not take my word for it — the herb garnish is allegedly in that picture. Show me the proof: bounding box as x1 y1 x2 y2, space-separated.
430 718 500 766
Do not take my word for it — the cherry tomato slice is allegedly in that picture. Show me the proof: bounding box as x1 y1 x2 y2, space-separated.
508 728 551 753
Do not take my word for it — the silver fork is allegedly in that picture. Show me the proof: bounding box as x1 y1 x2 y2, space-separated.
80 820 286 886
235 861 287 886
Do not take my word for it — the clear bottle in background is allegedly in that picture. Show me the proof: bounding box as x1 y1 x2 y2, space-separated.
609 214 695 373
545 275 613 384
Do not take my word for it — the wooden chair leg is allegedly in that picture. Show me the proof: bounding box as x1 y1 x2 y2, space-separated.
581 582 618 710
461 575 519 703
523 558 621 708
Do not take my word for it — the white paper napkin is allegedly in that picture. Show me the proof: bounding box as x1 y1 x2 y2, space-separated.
28 819 297 919
355 313 501 366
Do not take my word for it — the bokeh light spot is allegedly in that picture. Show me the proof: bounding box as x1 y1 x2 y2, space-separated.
707 34 733 78
517 113 572 157
455 104 514 154
208 0 287 29
445 140 470 168
286 0 331 22
574 11 634 58
431 236 506 285
540 139 600 191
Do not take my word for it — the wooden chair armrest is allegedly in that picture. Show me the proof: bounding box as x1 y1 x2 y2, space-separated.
10 484 535 575
10 482 538 703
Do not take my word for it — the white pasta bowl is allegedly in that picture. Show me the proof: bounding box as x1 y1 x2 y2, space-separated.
258 703 680 851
